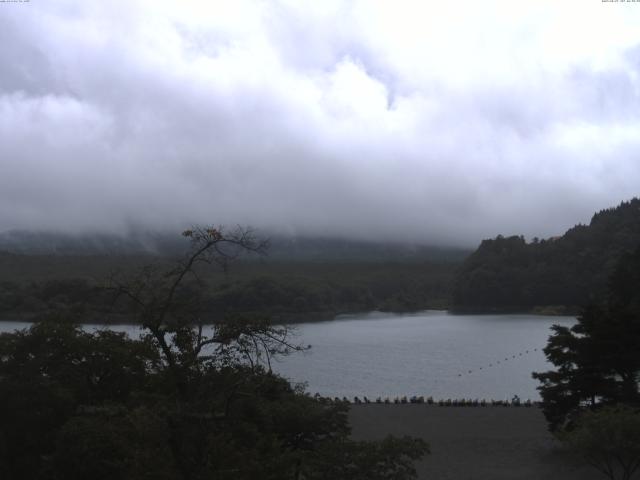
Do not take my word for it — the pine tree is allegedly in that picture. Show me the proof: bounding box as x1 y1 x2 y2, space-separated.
533 246 640 431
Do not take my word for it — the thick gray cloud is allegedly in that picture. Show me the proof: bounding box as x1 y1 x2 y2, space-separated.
1 0 640 247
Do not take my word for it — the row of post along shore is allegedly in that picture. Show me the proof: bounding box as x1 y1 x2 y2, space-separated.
312 394 539 407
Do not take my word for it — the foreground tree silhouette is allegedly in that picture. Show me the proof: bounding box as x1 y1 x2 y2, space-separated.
560 406 640 480
0 226 428 480
533 246 640 431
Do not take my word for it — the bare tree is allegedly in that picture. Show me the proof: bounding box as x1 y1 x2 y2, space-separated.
108 225 305 396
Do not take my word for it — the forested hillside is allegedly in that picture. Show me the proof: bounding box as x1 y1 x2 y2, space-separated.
0 233 468 322
452 198 640 312
0 256 457 322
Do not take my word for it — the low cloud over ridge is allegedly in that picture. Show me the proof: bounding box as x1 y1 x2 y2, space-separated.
1 0 640 247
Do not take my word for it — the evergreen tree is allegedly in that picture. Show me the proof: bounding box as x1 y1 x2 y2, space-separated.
533 246 640 431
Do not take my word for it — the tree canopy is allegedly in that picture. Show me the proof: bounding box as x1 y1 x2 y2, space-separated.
559 406 640 480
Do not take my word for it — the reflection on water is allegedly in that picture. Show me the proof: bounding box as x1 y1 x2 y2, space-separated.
0 311 574 400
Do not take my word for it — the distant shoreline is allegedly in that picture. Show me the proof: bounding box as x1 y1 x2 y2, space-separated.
0 305 577 325
449 305 579 316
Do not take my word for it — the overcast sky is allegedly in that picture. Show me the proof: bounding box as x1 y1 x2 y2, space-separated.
1 0 639 246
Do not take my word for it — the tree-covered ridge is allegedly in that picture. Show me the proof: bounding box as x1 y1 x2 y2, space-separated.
452 198 640 311
0 260 456 322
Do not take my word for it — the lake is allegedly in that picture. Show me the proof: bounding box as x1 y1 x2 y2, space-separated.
0 311 574 401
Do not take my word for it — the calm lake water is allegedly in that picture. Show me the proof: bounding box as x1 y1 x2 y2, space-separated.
0 311 574 400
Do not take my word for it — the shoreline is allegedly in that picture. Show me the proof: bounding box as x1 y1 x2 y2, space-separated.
450 305 579 316
0 306 577 325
